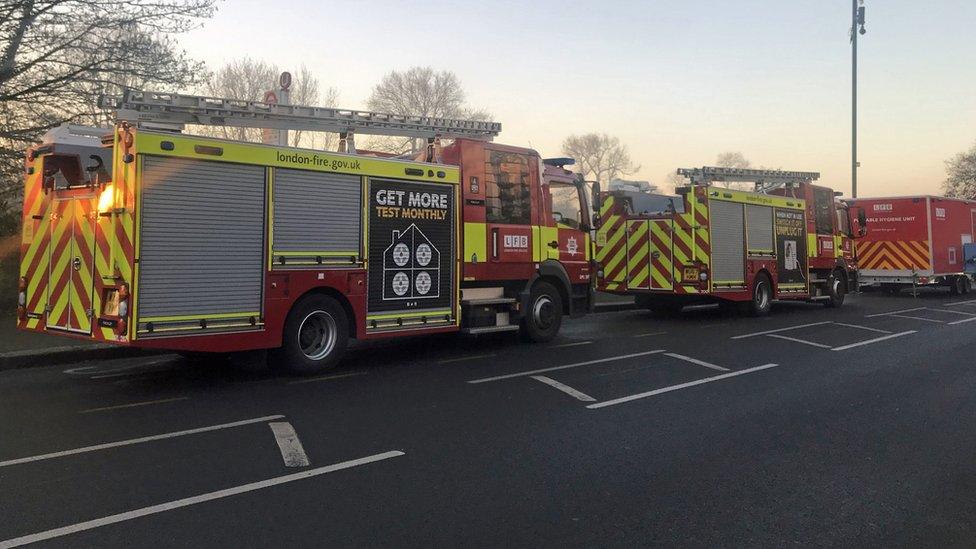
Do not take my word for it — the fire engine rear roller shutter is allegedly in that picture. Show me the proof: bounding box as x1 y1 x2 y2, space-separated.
272 169 361 261
709 199 745 283
746 204 774 253
137 156 265 321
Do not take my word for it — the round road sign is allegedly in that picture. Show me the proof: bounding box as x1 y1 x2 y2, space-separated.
279 71 292 91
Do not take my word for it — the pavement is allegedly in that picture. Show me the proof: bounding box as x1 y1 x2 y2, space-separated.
1 291 976 546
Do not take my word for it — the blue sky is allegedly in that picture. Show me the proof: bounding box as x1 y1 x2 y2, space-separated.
181 0 976 196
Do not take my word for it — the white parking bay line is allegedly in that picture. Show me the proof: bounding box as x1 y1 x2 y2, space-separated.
467 350 666 384
865 307 927 318
929 308 976 316
287 371 367 385
530 376 596 402
831 330 916 351
587 364 779 409
0 415 284 468
549 341 593 349
663 353 729 372
730 321 832 339
79 397 188 414
438 353 496 364
0 451 404 549
633 331 667 338
944 299 976 307
268 422 310 467
832 323 893 334
949 316 976 325
766 334 832 349
886 314 944 323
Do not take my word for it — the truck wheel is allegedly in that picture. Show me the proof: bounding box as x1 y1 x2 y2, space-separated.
951 276 966 296
825 270 846 308
965 277 973 294
747 273 773 317
273 294 349 375
521 281 562 342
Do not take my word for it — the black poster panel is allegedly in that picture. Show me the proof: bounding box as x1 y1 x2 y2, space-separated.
774 208 808 285
368 179 455 314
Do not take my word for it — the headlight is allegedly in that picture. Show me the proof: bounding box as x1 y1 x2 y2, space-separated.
699 271 709 281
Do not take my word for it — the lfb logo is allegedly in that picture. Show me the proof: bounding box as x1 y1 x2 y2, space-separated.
873 203 893 212
935 207 947 220
503 234 528 249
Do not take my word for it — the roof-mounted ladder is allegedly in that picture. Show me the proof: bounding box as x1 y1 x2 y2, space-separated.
98 89 502 142
676 166 820 193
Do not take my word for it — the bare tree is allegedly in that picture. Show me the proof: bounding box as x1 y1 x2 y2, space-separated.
561 133 639 187
943 142 976 199
365 66 489 154
664 171 687 192
713 151 752 189
0 0 215 236
288 66 339 150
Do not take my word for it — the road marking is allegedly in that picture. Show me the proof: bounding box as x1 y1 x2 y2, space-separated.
0 450 404 549
531 375 596 401
949 316 976 325
831 330 917 351
65 359 175 377
268 422 310 467
548 341 593 349
832 322 893 334
79 397 188 414
865 307 927 318
287 371 367 385
730 321 832 339
766 334 833 349
587 364 779 409
944 299 976 306
663 353 730 372
0 415 284 468
467 350 666 384
633 331 667 338
437 353 496 364
886 314 944 323
929 308 976 316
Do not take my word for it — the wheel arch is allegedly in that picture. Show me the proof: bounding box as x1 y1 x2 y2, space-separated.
523 260 573 315
284 286 358 344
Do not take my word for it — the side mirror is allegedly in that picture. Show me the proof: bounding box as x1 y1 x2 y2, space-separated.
591 181 602 213
856 208 868 236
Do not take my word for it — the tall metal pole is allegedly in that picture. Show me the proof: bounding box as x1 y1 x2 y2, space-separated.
852 0 858 198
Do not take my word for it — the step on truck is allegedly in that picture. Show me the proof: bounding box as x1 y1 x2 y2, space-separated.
847 195 976 295
16 91 594 373
592 166 866 315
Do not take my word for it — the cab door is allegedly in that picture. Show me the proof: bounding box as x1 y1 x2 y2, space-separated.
484 150 535 271
545 179 590 284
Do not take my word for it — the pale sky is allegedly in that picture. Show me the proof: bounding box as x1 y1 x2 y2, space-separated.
179 0 976 197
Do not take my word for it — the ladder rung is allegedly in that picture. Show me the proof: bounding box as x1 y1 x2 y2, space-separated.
99 90 501 141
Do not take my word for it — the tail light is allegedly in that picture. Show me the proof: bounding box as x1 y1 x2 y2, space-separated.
17 276 27 320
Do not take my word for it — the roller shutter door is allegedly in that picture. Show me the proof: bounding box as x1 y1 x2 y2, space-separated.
137 156 265 321
745 204 774 253
272 169 361 256
709 200 745 283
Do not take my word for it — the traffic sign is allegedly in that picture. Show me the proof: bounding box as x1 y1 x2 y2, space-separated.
279 71 292 91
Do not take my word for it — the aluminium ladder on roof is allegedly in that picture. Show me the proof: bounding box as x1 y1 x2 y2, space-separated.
676 166 820 193
98 89 502 141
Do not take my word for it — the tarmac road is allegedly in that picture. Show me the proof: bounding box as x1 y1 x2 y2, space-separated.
2 291 976 547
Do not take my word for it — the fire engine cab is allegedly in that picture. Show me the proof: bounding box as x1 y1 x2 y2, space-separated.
17 91 593 373
592 166 865 315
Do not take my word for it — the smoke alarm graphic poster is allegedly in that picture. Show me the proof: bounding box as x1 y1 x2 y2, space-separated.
368 179 456 314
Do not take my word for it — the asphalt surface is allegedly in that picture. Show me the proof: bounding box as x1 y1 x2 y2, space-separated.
2 291 976 547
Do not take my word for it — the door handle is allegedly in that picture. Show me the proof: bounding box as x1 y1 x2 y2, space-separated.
548 241 559 249
72 257 81 271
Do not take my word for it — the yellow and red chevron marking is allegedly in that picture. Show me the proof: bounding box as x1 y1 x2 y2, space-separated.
47 200 74 329
596 196 627 291
647 221 674 290
19 157 52 330
69 198 96 332
857 240 930 271
626 220 650 289
670 212 700 294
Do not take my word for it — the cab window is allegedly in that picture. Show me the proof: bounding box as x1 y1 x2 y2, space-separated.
549 182 583 229
485 151 531 225
814 187 834 235
836 207 851 236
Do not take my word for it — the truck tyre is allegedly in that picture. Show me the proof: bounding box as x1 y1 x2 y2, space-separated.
273 294 349 375
747 273 773 317
965 277 973 294
951 276 966 296
825 269 846 308
521 281 562 342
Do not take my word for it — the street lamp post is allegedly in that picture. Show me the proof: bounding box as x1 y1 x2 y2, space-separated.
852 0 866 198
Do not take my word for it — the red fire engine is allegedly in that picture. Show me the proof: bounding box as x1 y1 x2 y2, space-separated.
17 91 594 373
592 167 865 315
847 195 976 295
